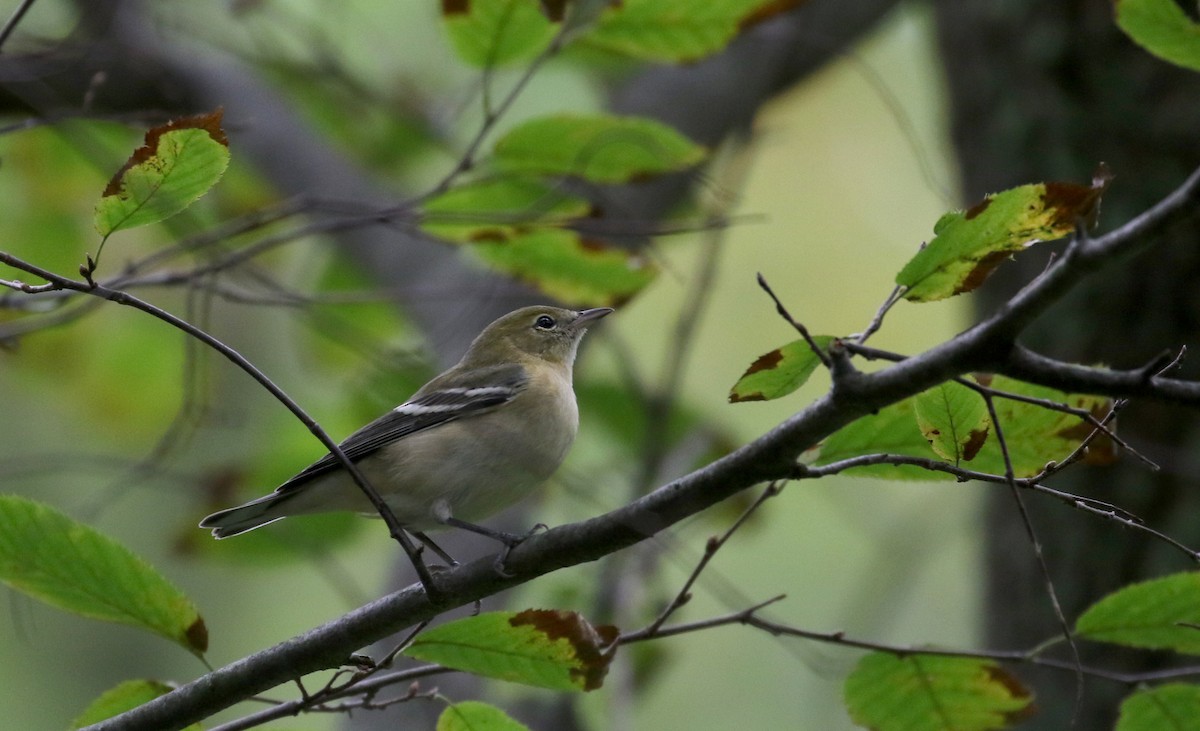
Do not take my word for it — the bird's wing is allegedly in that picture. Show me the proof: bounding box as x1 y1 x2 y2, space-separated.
274 362 529 492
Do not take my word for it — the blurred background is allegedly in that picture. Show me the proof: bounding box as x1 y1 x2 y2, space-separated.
3 1 1196 729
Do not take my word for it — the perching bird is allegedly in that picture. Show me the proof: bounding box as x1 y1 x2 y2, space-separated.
200 305 612 555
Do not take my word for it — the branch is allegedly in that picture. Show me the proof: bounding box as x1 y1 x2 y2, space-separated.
80 164 1200 731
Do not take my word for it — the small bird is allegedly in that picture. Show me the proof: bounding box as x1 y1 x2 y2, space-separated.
200 305 612 557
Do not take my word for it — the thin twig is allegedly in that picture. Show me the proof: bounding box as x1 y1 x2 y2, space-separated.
755 272 831 367
982 391 1085 728
644 482 784 636
0 0 37 51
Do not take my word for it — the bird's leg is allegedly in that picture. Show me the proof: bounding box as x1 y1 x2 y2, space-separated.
440 517 548 577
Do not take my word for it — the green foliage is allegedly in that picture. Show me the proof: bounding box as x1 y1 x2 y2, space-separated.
404 609 618 691
810 375 1110 479
70 680 201 730
913 379 990 463
729 336 833 402
0 496 207 655
897 175 1107 302
1076 572 1200 654
438 700 531 731
579 0 798 63
441 0 558 67
844 653 1033 731
421 178 657 307
1116 684 1200 731
1115 0 1200 72
422 178 592 243
491 114 706 184
94 110 230 237
472 228 655 307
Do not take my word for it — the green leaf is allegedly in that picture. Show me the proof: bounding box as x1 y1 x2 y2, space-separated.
492 114 706 183
913 379 989 462
1077 572 1200 655
94 110 230 236
441 0 557 67
70 680 200 730
471 227 656 307
728 336 833 403
1116 684 1200 731
579 0 800 63
421 177 591 243
0 496 207 655
897 173 1109 302
967 374 1115 476
438 701 531 731
1116 0 1200 72
811 375 1112 480
844 653 1033 731
812 398 939 480
404 609 619 691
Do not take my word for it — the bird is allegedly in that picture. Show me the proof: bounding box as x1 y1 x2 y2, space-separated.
199 305 612 559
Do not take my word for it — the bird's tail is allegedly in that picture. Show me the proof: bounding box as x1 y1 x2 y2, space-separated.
199 492 291 539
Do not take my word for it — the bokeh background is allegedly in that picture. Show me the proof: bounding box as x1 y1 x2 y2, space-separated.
0 3 981 729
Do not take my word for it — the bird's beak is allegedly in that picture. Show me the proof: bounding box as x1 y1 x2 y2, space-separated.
575 307 614 327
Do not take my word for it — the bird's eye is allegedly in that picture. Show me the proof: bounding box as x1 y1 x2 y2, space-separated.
535 315 556 330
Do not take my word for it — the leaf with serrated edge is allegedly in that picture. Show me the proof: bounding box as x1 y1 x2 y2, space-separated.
1116 0 1200 72
437 701 531 731
70 680 201 730
579 0 803 63
471 228 655 307
897 172 1109 302
492 114 705 184
1116 684 1200 731
441 0 557 67
844 652 1033 731
0 496 207 655
1077 572 1200 655
729 336 833 403
913 379 990 462
95 110 229 236
812 374 1112 480
404 609 618 691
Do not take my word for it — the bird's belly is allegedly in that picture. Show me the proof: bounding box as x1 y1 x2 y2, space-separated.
373 410 573 530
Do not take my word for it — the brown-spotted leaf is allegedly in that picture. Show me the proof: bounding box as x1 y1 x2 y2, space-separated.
730 336 833 403
404 609 619 692
897 169 1111 302
95 110 230 236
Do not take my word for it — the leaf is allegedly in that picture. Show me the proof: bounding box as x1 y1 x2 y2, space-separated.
913 379 990 462
471 227 656 307
94 110 230 236
1076 572 1200 655
811 375 1112 480
70 680 200 730
844 652 1033 731
728 336 833 403
1116 684 1200 731
421 177 592 243
438 701 531 731
441 0 558 67
810 398 941 480
897 171 1110 302
579 0 803 63
0 496 207 655
1116 0 1200 72
492 114 706 184
968 375 1114 476
404 609 619 691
